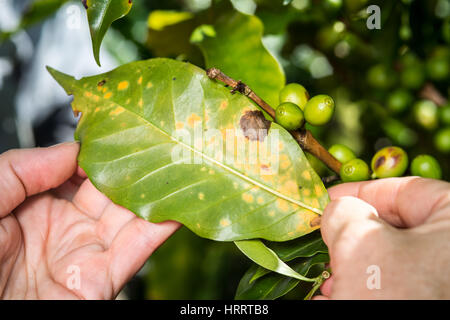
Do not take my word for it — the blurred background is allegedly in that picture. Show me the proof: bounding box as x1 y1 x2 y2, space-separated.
0 0 449 299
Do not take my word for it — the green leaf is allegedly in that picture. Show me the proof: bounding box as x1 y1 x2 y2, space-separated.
194 12 285 107
235 253 329 300
47 58 327 242
266 229 328 261
84 0 133 66
235 240 316 282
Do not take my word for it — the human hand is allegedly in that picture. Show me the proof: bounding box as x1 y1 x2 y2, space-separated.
0 142 180 299
315 177 450 299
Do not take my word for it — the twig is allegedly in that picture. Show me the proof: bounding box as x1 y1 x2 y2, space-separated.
206 68 342 175
419 83 448 107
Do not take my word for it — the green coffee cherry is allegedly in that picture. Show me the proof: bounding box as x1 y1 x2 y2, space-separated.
413 100 438 130
328 144 356 164
340 158 370 182
400 63 425 89
434 127 450 153
440 104 450 126
367 64 396 89
371 146 409 178
426 55 450 81
279 83 310 111
387 89 413 114
304 95 335 126
411 155 442 179
275 102 305 131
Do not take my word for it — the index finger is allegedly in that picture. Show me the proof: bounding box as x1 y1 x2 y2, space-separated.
328 177 450 228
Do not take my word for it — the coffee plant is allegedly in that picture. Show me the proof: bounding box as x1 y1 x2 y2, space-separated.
2 0 448 299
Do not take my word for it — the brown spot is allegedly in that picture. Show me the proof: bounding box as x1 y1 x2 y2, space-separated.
310 216 321 227
239 110 271 142
374 156 386 169
82 0 88 9
98 80 106 86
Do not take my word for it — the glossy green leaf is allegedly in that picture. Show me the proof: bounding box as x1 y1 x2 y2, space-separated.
194 12 285 107
84 0 133 66
267 229 328 261
48 58 327 242
235 240 315 282
235 253 329 300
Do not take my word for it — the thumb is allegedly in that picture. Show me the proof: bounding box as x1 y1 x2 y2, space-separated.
0 142 79 218
320 196 382 249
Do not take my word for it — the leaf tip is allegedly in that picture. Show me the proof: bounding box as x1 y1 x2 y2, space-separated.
46 66 76 94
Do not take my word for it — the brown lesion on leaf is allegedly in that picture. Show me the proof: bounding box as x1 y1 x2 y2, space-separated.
310 216 321 228
239 110 271 142
97 79 106 86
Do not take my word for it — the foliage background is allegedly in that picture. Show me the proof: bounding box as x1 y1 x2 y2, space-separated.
0 0 449 299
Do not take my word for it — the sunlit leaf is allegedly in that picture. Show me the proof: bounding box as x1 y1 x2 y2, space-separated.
235 253 329 300
235 239 316 281
194 12 285 107
48 58 327 242
84 0 133 66
230 0 257 15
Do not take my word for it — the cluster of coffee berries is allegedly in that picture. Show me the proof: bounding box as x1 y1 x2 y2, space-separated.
333 145 442 182
275 83 335 130
366 49 450 154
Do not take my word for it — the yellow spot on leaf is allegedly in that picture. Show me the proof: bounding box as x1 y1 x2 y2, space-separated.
117 81 129 90
138 99 143 108
94 107 100 113
104 92 112 99
200 167 207 172
219 100 228 110
146 82 153 89
198 192 205 200
187 113 201 128
276 199 290 212
102 87 108 93
257 196 264 205
302 189 311 197
176 122 184 130
120 122 127 127
220 219 230 227
312 198 320 208
209 169 215 175
137 76 143 85
84 91 93 98
109 107 125 116
140 194 145 199
268 211 275 217
314 185 323 197
242 193 253 203
302 170 312 180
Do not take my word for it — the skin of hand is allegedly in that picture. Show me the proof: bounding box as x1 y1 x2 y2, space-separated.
314 177 450 299
0 142 180 299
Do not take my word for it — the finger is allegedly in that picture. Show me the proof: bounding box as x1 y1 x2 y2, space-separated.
321 196 381 248
312 295 330 300
328 177 450 227
108 219 181 295
72 179 111 220
320 276 333 297
0 142 79 218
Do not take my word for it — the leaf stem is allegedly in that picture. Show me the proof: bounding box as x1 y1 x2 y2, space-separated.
206 68 342 175
304 271 330 300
